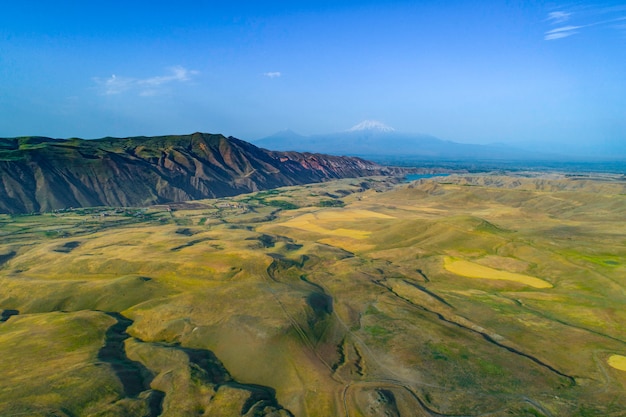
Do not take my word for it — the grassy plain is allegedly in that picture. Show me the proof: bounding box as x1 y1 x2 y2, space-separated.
1 174 625 416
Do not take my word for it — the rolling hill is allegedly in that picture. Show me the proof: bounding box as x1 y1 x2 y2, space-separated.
1 174 625 416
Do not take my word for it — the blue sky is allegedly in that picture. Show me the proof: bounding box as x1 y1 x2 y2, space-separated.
1 1 625 155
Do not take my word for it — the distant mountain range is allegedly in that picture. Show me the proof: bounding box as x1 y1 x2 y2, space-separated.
254 121 552 162
0 133 401 214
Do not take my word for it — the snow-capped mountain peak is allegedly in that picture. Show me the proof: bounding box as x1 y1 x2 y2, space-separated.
347 120 395 133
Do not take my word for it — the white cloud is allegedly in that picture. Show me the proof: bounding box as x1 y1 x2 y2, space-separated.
94 66 198 96
263 71 282 78
547 25 583 33
548 11 571 24
545 31 578 40
544 6 626 41
545 25 581 40
141 66 196 86
99 74 135 95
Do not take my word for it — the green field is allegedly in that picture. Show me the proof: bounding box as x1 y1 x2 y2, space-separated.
1 174 625 416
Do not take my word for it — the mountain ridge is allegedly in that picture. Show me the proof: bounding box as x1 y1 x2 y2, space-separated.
0 132 402 214
254 124 552 161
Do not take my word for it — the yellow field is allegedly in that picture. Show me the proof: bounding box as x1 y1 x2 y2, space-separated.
313 208 394 221
270 209 392 240
608 355 626 371
444 257 552 288
280 214 369 238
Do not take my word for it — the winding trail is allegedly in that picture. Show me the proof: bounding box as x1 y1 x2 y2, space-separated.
342 381 472 417
259 232 567 416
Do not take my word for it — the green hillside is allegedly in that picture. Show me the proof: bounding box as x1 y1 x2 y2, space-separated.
1 174 625 416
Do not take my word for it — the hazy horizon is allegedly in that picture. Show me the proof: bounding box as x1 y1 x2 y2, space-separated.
2 1 625 157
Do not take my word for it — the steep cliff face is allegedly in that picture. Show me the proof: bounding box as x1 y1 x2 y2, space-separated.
0 133 397 213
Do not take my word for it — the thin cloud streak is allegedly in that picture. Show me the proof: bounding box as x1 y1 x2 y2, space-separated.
544 5 626 41
547 25 582 33
264 71 282 78
545 25 582 40
140 66 196 86
547 11 571 24
545 31 578 40
94 66 198 96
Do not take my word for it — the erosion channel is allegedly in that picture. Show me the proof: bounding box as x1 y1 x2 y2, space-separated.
100 312 294 417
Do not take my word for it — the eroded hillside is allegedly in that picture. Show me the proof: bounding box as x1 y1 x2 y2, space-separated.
0 133 399 214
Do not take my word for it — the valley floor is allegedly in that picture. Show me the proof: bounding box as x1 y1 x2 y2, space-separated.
1 173 625 417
